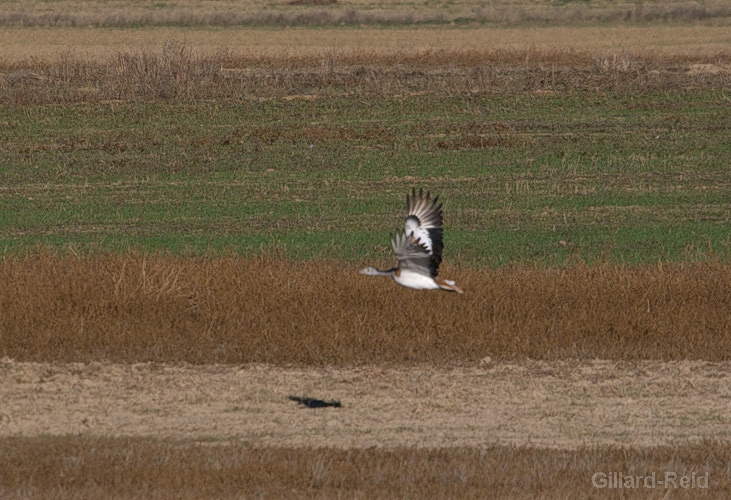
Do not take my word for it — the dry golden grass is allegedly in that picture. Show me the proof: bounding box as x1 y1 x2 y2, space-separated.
2 436 729 499
1 25 729 62
1 253 729 364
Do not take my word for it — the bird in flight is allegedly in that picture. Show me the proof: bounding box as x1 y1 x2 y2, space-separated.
359 188 463 293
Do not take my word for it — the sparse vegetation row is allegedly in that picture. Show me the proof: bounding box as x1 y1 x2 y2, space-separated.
1 43 729 104
1 0 730 28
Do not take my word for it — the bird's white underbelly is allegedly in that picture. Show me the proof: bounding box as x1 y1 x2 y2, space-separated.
393 270 439 290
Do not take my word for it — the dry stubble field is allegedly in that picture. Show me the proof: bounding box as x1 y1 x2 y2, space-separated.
1 3 731 498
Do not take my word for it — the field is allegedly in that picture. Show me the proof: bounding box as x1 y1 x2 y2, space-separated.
2 361 731 498
1 1 731 497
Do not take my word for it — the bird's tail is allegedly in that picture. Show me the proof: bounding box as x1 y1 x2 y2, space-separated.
436 278 464 294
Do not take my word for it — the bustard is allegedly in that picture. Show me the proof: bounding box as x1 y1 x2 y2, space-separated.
359 188 463 293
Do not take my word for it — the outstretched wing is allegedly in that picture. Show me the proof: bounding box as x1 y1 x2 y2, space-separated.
404 188 444 267
391 230 440 277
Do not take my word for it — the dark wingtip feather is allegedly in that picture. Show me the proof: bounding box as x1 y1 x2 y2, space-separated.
405 187 444 229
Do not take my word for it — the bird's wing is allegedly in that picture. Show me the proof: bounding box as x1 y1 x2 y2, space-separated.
391 230 440 277
403 187 444 267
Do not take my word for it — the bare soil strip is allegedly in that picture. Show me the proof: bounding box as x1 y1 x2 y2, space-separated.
2 360 729 449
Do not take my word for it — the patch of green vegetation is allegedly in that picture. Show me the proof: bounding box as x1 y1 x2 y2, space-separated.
1 89 729 266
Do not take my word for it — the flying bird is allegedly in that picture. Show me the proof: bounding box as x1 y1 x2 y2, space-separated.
359 188 463 293
288 396 342 409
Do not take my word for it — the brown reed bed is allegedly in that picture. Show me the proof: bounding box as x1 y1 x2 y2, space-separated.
1 43 729 104
1 436 729 499
1 252 729 364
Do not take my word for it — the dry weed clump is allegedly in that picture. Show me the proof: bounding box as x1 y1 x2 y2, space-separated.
1 436 729 499
1 43 729 104
1 253 729 364
0 39 229 102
